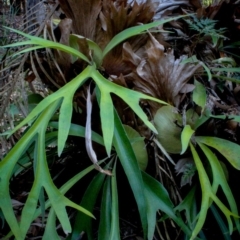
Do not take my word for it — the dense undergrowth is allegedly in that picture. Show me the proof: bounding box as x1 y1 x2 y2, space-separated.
1 0 240 239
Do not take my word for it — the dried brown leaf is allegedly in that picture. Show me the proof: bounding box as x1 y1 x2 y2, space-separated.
98 0 155 76
58 0 102 39
56 18 72 69
122 34 202 113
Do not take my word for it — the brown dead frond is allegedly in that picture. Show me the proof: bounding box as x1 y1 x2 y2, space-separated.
58 0 102 39
57 0 156 76
122 33 202 113
99 0 156 76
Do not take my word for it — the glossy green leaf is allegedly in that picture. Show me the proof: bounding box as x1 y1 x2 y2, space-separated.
193 79 207 111
196 136 240 170
198 143 240 233
124 125 148 170
37 163 102 240
103 15 186 57
3 26 91 64
42 208 61 240
5 66 92 156
35 163 102 240
58 94 74 156
98 177 112 240
190 143 238 240
109 162 120 240
69 34 103 66
70 171 107 240
6 65 166 158
185 108 199 128
181 125 195 154
1 64 166 238
93 71 167 156
154 106 182 154
0 101 94 239
142 172 191 239
193 109 211 130
3 25 168 157
200 60 212 82
0 101 59 239
174 186 197 230
112 109 148 239
1 19 195 239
